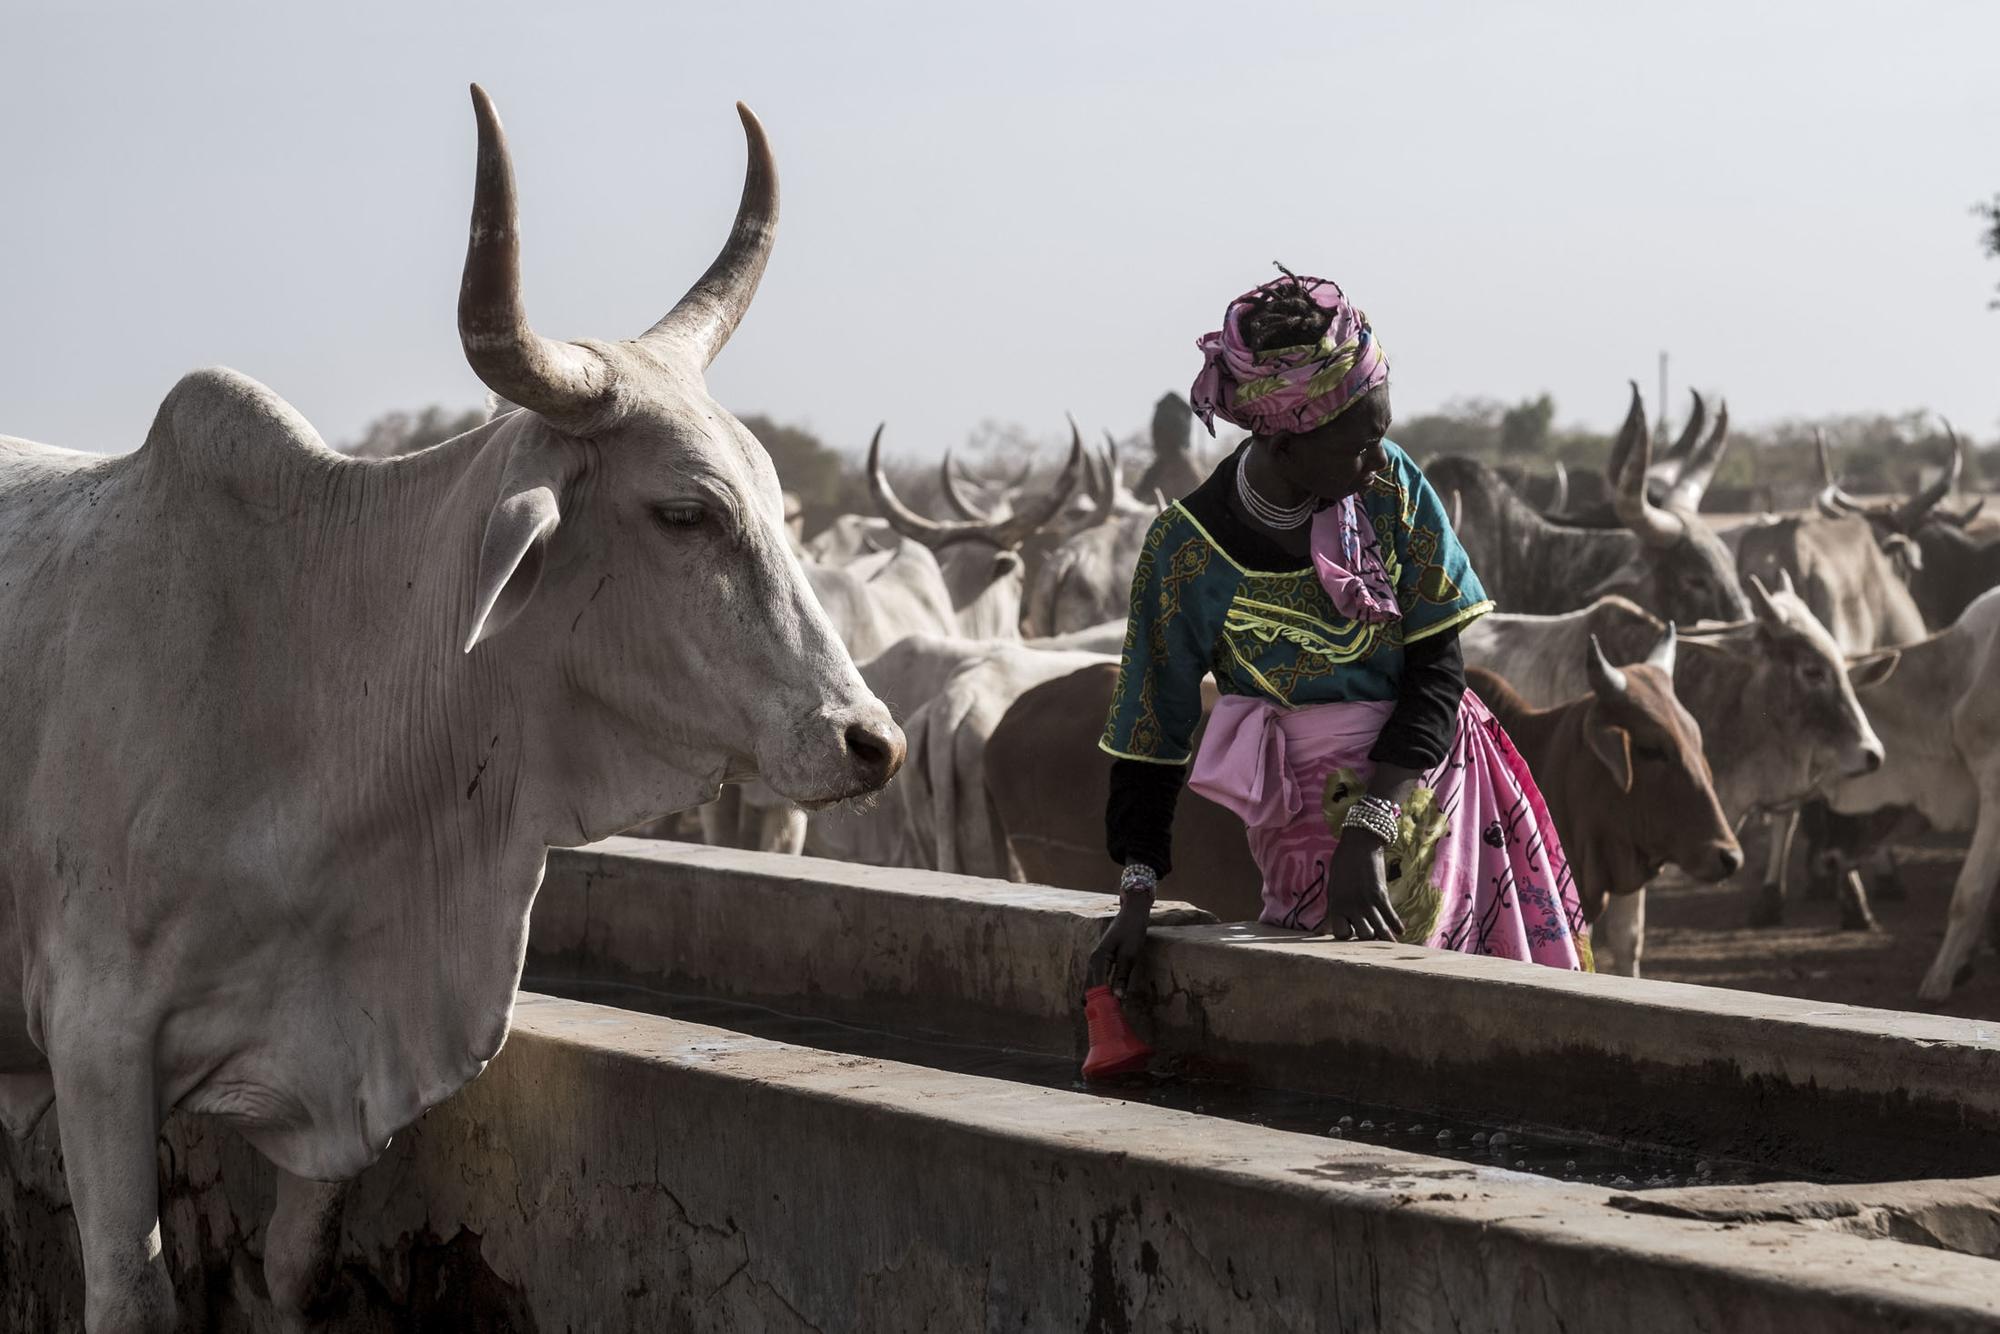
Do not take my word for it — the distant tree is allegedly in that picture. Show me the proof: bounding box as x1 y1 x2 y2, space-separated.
961 418 1048 468
342 405 488 459
1498 394 1555 460
1390 398 1504 459
1979 194 2000 307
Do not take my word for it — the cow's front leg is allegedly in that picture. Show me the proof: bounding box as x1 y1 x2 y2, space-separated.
1835 869 1878 931
1594 889 1646 977
50 1038 174 1334
265 1168 349 1326
1747 810 1796 927
1920 797 2000 1002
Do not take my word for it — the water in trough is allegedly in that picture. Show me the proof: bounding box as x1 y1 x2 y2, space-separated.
532 976 1814 1191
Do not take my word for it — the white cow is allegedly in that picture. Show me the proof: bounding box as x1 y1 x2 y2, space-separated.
1824 587 2000 1001
0 88 902 1334
867 425 1086 638
807 637 1113 876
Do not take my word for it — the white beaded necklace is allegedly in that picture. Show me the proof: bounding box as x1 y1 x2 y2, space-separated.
1235 451 1316 530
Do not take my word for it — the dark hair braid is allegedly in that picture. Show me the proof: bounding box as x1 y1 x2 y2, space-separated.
1239 262 1333 354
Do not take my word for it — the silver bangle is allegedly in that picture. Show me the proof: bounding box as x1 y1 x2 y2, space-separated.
1119 862 1159 904
1341 796 1400 845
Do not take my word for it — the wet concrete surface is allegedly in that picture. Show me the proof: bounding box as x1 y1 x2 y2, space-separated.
534 976 1807 1191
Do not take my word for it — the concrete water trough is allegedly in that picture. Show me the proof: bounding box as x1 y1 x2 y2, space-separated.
2 839 1998 1330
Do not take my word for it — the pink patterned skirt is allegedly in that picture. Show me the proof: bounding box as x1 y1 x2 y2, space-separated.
1187 690 1588 970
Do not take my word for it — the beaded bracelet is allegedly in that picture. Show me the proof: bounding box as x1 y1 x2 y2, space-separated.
1340 795 1401 846
1118 861 1159 906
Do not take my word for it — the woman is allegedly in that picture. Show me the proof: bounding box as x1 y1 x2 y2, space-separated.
1092 269 1588 990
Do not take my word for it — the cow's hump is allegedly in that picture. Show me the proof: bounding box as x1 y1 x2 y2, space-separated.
139 367 344 511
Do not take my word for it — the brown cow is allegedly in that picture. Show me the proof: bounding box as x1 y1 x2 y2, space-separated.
1466 631 1743 927
985 667 1265 921
988 637 1742 932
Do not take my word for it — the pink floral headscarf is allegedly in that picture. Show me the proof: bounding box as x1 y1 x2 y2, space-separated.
1189 273 1389 438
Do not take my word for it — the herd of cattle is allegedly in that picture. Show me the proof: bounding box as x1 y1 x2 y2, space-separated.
687 381 2000 1007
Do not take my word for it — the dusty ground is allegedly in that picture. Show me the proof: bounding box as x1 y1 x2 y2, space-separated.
1644 843 2000 1020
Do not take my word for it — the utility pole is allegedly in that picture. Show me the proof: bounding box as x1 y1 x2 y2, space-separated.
1657 350 1670 447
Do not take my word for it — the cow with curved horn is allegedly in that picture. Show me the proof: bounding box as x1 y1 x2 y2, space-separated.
1598 389 1704 507
1818 424 2000 628
938 451 1039 523
0 86 906 1332
870 422 1086 637
1662 398 1731 512
1426 384 1752 627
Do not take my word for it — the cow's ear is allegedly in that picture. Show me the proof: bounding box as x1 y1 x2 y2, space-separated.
1586 719 1635 793
464 441 575 653
1847 648 1901 691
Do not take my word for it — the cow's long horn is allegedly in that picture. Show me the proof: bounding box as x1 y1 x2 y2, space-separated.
636 103 778 369
1548 459 1569 514
1587 635 1630 700
459 85 613 424
939 452 998 522
992 423 1088 547
1088 427 1122 525
1745 572 1795 629
871 426 1084 551
1813 430 1867 515
1646 622 1678 676
1897 421 1963 532
1665 397 1730 511
1611 383 1684 548
1663 389 1707 468
870 426 957 549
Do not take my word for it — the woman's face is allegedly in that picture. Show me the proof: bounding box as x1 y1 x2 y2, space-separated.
1267 386 1393 502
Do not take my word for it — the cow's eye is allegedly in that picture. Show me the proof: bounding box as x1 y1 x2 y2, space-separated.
1634 743 1670 763
652 501 707 530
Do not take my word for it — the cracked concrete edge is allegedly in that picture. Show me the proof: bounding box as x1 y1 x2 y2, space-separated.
503 995 2000 1331
1610 1176 2000 1263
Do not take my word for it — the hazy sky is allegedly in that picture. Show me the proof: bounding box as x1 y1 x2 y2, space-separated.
4 1 1996 460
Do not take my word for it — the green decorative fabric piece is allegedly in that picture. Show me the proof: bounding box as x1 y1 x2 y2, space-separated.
1321 768 1448 947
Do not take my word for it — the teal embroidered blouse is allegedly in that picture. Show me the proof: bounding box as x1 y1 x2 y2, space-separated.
1099 442 1493 766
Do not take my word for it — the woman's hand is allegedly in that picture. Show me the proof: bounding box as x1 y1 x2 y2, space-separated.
1089 902 1151 996
1318 831 1404 941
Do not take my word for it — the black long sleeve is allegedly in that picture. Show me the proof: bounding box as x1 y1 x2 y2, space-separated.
1105 758 1188 878
1368 630 1465 771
